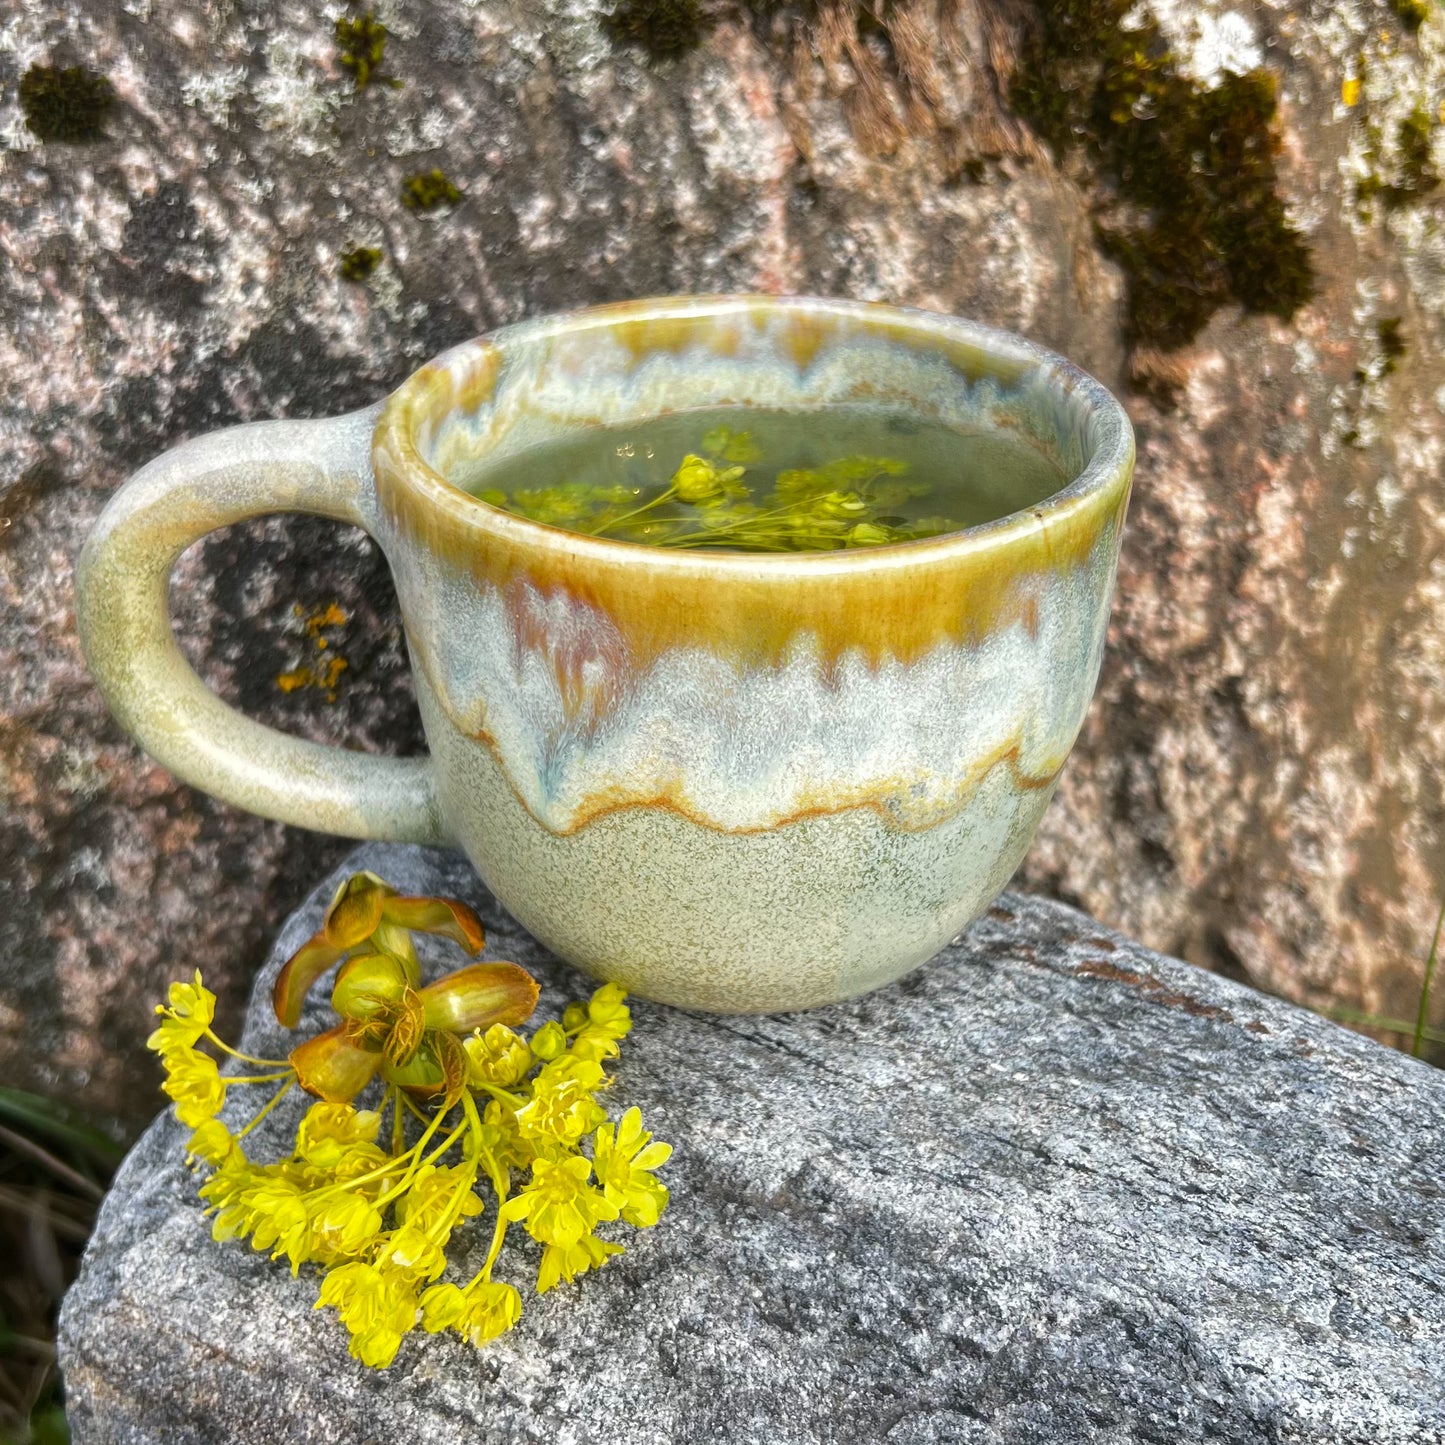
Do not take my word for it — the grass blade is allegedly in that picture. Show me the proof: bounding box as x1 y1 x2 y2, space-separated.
1412 895 1445 1058
0 1087 123 1168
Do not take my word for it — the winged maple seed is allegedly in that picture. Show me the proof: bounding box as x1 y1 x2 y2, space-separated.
274 871 539 1102
146 872 670 1368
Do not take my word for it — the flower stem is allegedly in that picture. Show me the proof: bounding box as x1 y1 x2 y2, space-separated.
472 1080 526 1109
203 1030 290 1068
591 485 677 535
390 1086 405 1156
372 1115 468 1210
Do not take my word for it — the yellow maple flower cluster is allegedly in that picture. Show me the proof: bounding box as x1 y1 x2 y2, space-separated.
489 425 956 552
147 872 670 1369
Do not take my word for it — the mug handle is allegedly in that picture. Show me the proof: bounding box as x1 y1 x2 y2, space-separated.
75 403 445 844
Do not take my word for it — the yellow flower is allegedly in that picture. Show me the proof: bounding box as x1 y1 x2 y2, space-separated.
296 1101 382 1169
457 1279 522 1344
529 1020 567 1061
200 1156 256 1241
394 1163 484 1233
351 1325 406 1370
243 1177 312 1265
586 983 630 1035
313 1191 384 1256
567 1032 621 1063
379 1224 448 1282
316 1261 419 1368
846 521 895 547
513 1057 607 1149
500 1154 618 1248
464 1023 533 1088
479 1101 532 1174
185 1119 240 1169
146 971 216 1053
570 982 632 1059
700 426 761 465
592 1106 671 1228
423 1278 523 1343
418 1282 468 1332
160 1047 226 1127
324 1141 395 1191
671 454 725 503
537 1234 624 1294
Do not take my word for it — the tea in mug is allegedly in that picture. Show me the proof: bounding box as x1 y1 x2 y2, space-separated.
455 406 1066 553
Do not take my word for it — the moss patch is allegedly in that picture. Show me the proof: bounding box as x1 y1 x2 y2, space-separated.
336 12 402 90
1377 315 1407 373
602 0 715 59
1356 105 1442 212
401 169 461 212
19 64 115 143
339 246 383 282
1011 0 1314 354
1388 0 1431 35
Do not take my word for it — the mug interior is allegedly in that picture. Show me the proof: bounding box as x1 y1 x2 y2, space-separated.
393 296 1128 550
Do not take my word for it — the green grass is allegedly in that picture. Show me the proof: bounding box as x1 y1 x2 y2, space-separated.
1323 895 1445 1064
0 1090 121 1445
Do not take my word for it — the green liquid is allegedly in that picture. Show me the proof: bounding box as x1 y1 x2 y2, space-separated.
454 406 1067 553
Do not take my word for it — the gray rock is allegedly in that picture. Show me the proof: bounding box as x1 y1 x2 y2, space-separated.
59 843 1445 1444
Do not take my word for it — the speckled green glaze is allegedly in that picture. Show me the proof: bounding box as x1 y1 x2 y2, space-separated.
77 296 1133 1013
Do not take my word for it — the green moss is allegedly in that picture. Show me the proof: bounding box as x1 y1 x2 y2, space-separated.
401 169 461 211
1393 106 1441 201
1011 0 1315 354
1352 316 1408 385
339 246 383 282
19 63 115 143
1388 0 1431 35
1356 106 1442 212
336 12 402 90
602 0 714 58
1377 315 1407 372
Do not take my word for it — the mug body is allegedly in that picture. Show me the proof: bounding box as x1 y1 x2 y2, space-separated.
371 296 1133 1012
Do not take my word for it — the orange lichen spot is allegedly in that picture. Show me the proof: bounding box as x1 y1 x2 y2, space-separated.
277 604 351 701
305 602 349 636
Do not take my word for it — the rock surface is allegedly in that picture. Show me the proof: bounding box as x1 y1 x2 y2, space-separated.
4 0 1445 1130
60 843 1445 1444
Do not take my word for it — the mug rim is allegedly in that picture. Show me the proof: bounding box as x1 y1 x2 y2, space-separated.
373 294 1134 576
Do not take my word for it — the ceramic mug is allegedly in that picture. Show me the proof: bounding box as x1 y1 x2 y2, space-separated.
77 295 1133 1013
